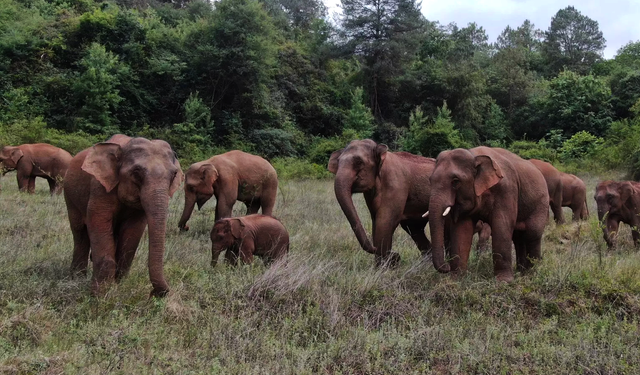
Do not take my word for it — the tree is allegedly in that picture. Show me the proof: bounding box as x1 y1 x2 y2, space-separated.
401 102 467 157
542 6 606 76
340 0 424 120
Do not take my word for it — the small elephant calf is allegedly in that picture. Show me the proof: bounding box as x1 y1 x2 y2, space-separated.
210 214 289 267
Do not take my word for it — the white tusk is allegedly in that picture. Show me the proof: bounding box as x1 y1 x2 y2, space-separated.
443 206 451 217
422 211 429 218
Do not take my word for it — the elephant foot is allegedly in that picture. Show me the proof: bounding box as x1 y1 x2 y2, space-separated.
495 271 514 283
375 252 401 268
150 287 169 298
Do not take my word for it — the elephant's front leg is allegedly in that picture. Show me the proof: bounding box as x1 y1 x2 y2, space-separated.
490 219 516 282
86 202 119 295
372 208 402 267
400 220 431 255
239 238 255 265
603 218 619 249
115 212 147 281
449 217 474 273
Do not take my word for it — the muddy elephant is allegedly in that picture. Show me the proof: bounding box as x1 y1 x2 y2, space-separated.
595 180 640 248
178 151 278 231
427 147 549 281
210 214 289 267
0 143 72 194
529 159 565 224
328 139 440 266
561 173 589 221
65 135 183 297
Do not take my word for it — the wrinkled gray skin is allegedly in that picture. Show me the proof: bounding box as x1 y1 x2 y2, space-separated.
210 214 289 267
595 180 640 248
65 134 184 298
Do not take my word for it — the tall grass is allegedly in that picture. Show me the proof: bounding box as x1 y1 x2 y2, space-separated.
1 172 639 374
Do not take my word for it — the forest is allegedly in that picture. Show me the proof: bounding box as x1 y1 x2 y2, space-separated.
1 0 640 175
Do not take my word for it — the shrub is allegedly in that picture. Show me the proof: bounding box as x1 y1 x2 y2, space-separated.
250 129 298 159
270 157 331 179
560 131 603 161
509 140 556 161
402 103 469 158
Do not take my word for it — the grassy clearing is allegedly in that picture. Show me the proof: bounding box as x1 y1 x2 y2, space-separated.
1 172 640 374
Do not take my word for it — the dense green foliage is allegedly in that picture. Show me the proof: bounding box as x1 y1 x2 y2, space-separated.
1 1 640 176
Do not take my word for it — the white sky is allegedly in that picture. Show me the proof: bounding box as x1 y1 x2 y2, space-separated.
326 0 640 59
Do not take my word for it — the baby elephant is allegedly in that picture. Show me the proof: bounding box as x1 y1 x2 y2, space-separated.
210 214 289 267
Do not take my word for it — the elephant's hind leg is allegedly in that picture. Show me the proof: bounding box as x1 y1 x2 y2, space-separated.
400 220 431 255
115 213 147 281
247 199 261 215
69 211 91 276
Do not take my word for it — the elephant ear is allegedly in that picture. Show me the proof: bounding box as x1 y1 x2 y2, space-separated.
200 163 218 186
10 148 24 165
230 218 245 240
328 149 344 174
169 156 184 198
375 144 388 173
474 155 503 197
619 182 636 203
81 143 122 193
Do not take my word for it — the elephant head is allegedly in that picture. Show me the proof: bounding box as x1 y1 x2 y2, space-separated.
81 137 184 297
210 218 244 266
595 181 636 221
328 139 387 254
0 146 24 171
178 162 219 231
427 149 503 272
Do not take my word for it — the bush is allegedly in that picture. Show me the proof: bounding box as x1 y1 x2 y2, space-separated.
401 103 469 158
509 139 556 161
0 117 101 154
250 129 298 159
560 131 603 161
270 157 331 179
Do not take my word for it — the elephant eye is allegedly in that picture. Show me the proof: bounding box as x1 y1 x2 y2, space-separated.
452 177 460 189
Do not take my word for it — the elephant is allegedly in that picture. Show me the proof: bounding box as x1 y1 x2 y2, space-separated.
64 135 183 297
594 180 640 248
529 159 565 224
427 147 549 282
0 143 72 194
475 220 491 253
178 151 278 231
328 139 440 266
561 173 589 221
210 214 289 267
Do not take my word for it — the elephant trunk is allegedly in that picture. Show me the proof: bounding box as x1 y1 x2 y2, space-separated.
428 198 451 273
143 188 171 297
178 192 196 231
334 168 377 254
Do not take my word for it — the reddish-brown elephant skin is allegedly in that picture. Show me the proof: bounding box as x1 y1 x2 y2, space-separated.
328 139 440 266
64 135 184 297
529 159 565 224
475 220 491 253
178 151 278 231
0 143 72 194
561 173 589 221
428 147 549 282
210 214 289 267
595 180 640 248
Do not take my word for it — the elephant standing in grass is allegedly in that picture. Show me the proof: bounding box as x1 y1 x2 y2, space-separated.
427 147 549 281
0 143 72 194
595 180 640 248
65 135 183 297
328 139 441 266
210 214 289 267
561 173 589 221
529 159 565 224
178 151 278 231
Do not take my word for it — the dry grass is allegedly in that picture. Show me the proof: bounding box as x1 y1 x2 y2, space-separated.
1 171 640 374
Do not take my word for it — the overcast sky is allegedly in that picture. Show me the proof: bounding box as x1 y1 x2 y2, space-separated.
326 0 640 59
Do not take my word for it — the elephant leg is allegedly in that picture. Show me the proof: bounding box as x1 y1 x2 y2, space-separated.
69 209 91 276
551 201 564 225
491 222 515 282
260 181 278 217
603 218 619 249
449 218 474 273
225 248 239 266
215 195 236 221
239 239 255 265
27 177 36 194
513 231 528 272
400 220 431 255
115 213 147 281
86 204 118 295
477 223 491 253
524 236 542 270
372 209 401 267
632 224 640 247
16 173 29 192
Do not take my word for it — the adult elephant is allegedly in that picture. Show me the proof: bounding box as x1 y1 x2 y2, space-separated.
0 143 72 194
178 151 278 231
594 180 640 248
561 173 589 221
529 159 564 224
427 147 549 281
328 139 438 266
65 135 183 297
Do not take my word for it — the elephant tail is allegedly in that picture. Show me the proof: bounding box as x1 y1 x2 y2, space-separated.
585 196 590 217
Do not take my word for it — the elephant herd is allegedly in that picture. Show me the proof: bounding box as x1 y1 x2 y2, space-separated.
0 136 636 297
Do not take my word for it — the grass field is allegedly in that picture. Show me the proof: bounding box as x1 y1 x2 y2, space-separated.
1 171 640 374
